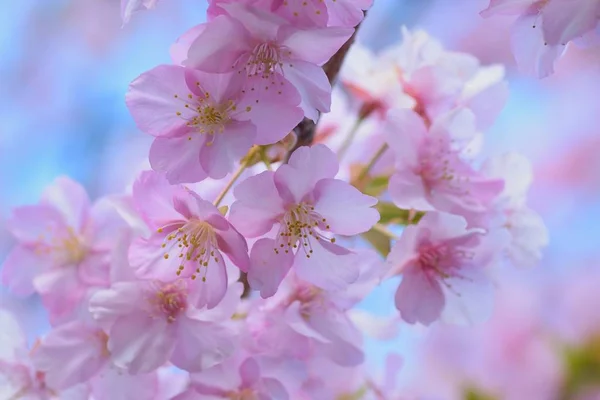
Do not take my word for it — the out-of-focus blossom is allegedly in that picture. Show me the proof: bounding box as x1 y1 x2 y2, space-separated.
481 0 600 77
386 212 502 325
89 276 241 374
384 108 504 224
1 177 127 323
230 144 379 296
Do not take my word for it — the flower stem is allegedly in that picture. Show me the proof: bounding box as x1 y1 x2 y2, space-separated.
358 143 389 182
213 146 259 207
337 116 365 162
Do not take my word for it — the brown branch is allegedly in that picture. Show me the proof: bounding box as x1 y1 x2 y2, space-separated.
241 13 368 298
284 12 367 161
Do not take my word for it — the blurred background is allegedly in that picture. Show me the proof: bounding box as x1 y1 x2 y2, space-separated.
1 0 599 399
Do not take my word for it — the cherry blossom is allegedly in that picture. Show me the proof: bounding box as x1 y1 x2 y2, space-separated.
1 177 127 323
182 2 354 120
128 171 249 308
230 144 379 295
89 276 242 374
384 108 504 223
126 65 303 184
386 212 503 325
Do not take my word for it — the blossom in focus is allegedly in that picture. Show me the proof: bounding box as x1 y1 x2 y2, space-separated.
1 177 127 323
126 65 303 184
128 171 249 308
230 144 379 296
384 108 504 224
89 276 242 373
481 0 600 77
386 212 502 325
182 2 354 120
121 0 159 23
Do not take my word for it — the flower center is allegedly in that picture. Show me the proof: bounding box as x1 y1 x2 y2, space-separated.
417 140 471 197
246 42 285 78
418 243 474 292
148 281 188 323
35 226 87 265
227 388 258 400
274 202 335 258
173 89 250 145
159 219 219 281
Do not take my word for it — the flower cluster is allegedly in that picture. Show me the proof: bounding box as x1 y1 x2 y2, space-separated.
0 1 554 398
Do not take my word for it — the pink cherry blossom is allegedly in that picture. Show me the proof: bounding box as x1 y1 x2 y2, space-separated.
126 65 303 184
386 212 501 325
384 108 504 223
121 0 159 23
187 356 289 399
31 320 110 390
481 0 600 77
89 276 242 374
229 144 379 295
128 171 249 308
270 0 372 28
182 2 354 120
1 177 127 323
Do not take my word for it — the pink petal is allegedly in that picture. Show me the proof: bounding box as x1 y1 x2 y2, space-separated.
170 318 234 372
108 314 175 374
171 24 206 65
260 378 289 400
89 282 146 328
41 177 91 232
313 178 378 236
238 76 304 145
325 0 368 27
199 120 257 179
248 238 294 298
183 69 246 105
383 109 425 168
282 61 331 120
7 204 65 244
126 65 196 138
239 357 261 388
185 15 252 73
385 226 419 278
32 321 107 390
215 223 250 273
1 246 46 296
274 144 339 204
394 267 444 325
511 12 564 78
190 252 228 309
230 171 285 237
129 233 182 282
86 198 130 250
480 0 536 17
388 171 435 211
309 308 364 366
77 251 110 287
542 0 600 45
91 368 159 400
34 269 86 324
220 2 286 40
294 239 358 290
190 282 243 323
132 170 186 231
149 136 208 185
440 266 494 325
280 26 354 65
